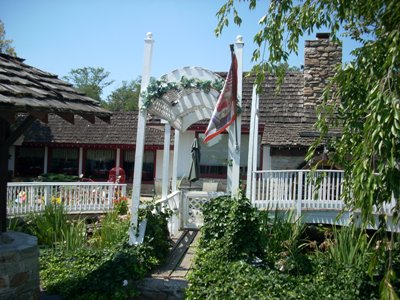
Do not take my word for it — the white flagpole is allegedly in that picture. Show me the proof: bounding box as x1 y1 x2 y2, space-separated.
129 32 154 245
227 35 244 197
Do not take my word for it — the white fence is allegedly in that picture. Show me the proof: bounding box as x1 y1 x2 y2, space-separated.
252 170 399 231
155 190 226 234
155 190 182 236
7 182 127 216
252 170 345 215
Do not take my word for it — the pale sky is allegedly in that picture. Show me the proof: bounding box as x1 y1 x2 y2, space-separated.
1 0 359 97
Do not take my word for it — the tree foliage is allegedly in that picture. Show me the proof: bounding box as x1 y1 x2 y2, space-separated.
0 20 16 56
216 0 400 226
105 79 140 111
63 67 114 103
216 1 400 296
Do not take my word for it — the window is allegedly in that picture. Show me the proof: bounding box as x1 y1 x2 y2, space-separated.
198 133 254 178
123 150 155 182
85 149 115 179
123 150 135 181
15 146 44 177
50 148 78 175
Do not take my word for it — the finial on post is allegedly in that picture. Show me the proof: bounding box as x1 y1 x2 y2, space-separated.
236 35 244 44
145 32 153 41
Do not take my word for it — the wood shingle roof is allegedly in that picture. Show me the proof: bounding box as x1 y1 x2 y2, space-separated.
20 70 322 148
0 53 110 122
22 112 165 147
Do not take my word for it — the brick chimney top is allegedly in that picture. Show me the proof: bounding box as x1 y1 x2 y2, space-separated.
316 32 330 40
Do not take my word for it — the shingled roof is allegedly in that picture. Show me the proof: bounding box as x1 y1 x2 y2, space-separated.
16 33 341 150
0 53 110 123
0 53 113 232
22 112 165 147
20 70 317 148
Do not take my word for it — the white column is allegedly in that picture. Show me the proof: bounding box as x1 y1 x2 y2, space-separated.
78 147 83 175
116 148 121 168
162 122 171 199
43 146 48 174
171 129 180 192
227 35 244 197
130 32 154 245
246 84 259 199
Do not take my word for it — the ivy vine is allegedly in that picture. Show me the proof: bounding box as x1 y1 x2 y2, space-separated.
141 76 224 110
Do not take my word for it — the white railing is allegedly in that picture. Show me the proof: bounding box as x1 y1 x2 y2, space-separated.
155 190 182 236
252 170 399 231
183 191 225 230
7 182 127 216
252 170 345 217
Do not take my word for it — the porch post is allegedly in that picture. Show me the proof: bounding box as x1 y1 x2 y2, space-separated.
8 146 15 176
161 121 171 199
116 148 121 168
296 171 303 220
130 32 154 245
78 147 83 175
0 119 9 232
227 35 244 197
171 129 180 192
43 146 48 174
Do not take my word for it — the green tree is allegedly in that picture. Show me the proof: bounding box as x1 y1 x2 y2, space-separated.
0 20 16 56
216 1 400 297
105 79 140 111
63 67 114 103
216 0 399 226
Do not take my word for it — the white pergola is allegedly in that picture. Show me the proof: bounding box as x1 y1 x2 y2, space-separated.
129 33 259 244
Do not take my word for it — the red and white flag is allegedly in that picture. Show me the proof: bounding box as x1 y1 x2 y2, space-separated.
204 45 238 143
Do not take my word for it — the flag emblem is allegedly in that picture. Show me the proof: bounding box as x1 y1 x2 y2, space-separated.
204 45 238 143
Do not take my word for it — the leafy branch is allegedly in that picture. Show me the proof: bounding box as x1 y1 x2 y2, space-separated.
141 76 224 110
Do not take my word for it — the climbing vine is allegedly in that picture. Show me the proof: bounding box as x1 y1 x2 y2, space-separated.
140 76 224 110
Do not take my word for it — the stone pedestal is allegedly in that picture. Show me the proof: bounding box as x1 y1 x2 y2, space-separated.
0 231 39 300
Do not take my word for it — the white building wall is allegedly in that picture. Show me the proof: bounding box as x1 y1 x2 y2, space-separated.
155 150 174 180
155 131 195 180
271 156 305 170
177 131 196 179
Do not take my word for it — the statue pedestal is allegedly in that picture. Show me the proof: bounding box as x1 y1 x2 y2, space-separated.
0 231 39 300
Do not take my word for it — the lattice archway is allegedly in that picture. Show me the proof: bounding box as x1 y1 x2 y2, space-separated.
130 34 244 243
146 66 223 131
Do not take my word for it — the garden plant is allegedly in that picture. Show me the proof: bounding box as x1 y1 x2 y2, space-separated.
186 193 400 299
8 201 171 300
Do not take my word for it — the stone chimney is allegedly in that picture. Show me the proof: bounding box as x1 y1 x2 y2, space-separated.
303 33 342 122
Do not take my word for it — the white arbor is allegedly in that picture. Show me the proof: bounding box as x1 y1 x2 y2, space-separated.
129 33 246 244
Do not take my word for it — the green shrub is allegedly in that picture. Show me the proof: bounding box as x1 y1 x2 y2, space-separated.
141 205 171 263
186 192 389 299
258 209 311 274
113 195 129 215
39 208 171 299
187 253 381 300
90 212 130 248
26 204 86 250
325 225 374 268
187 241 382 299
200 192 262 260
38 173 79 182
40 242 152 300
